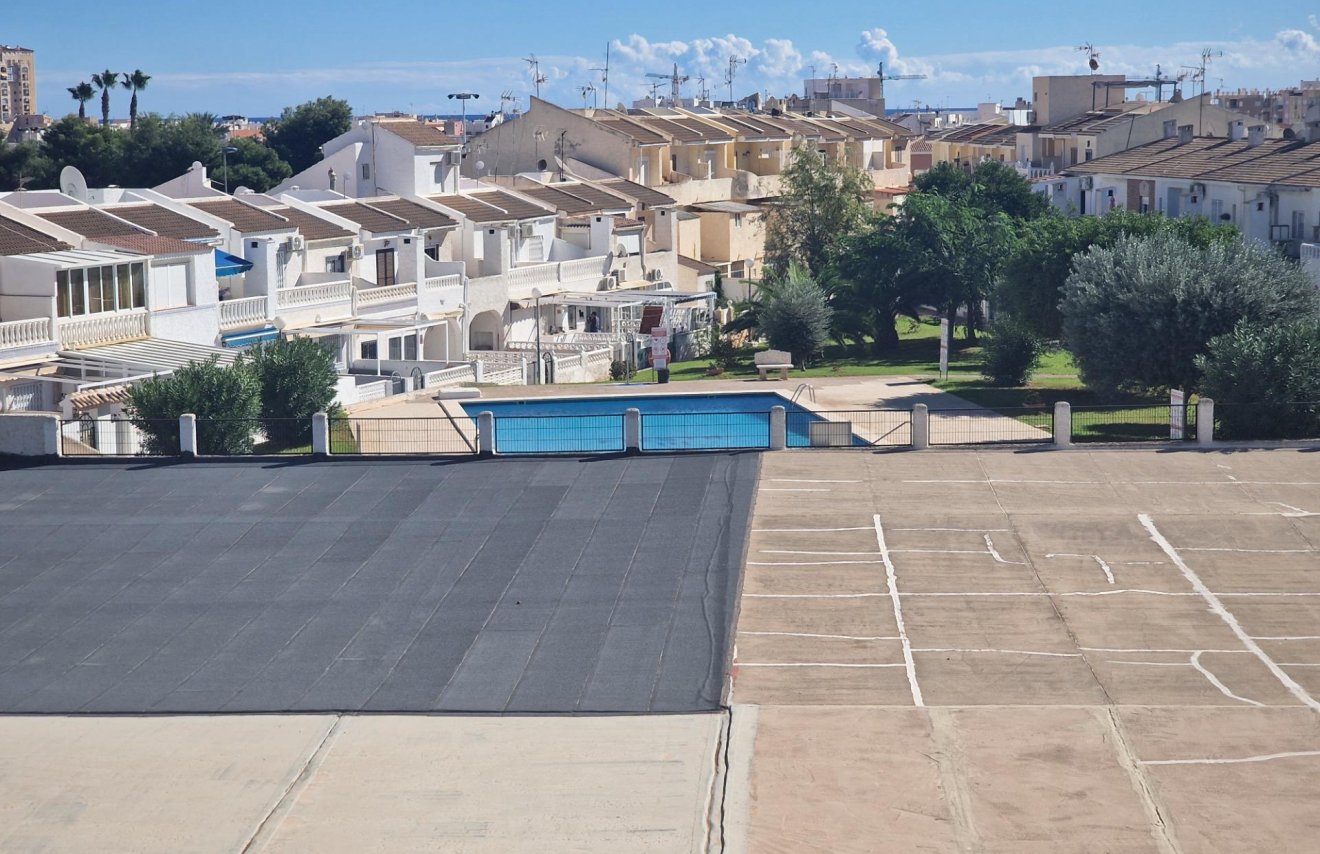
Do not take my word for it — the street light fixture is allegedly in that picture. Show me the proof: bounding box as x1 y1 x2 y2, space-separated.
221 146 239 194
531 287 543 384
447 91 479 147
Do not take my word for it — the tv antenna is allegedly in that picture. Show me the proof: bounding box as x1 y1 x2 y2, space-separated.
1077 43 1101 74
646 63 690 106
876 61 926 102
577 83 597 109
499 90 520 115
646 80 664 104
524 54 547 99
726 55 747 105
696 76 710 104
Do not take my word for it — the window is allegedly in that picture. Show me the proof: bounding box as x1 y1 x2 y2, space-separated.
388 337 402 361
361 163 371 180
55 262 147 317
360 339 378 360
375 248 396 286
325 255 346 274
1293 211 1306 240
404 333 417 361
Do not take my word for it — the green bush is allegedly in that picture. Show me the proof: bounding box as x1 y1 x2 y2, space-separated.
758 263 833 368
609 359 631 382
981 322 1044 386
239 337 339 448
1196 321 1320 439
127 358 261 454
708 332 741 372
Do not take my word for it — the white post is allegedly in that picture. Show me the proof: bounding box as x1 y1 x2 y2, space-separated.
179 413 198 457
312 412 330 455
769 405 787 450
911 403 929 450
1197 397 1215 445
472 360 484 383
1053 401 1072 448
478 411 495 456
625 407 642 454
44 415 61 457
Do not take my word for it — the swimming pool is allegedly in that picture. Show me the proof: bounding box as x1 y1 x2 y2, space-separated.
460 392 842 453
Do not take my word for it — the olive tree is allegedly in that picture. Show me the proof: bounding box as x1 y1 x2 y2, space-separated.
1196 321 1320 439
127 358 260 454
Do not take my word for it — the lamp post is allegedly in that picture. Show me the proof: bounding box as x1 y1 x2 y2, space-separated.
221 146 239 194
447 92 479 171
531 287 543 384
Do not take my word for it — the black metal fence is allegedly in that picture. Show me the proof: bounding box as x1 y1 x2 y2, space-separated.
193 418 312 455
639 412 770 451
930 407 1053 445
1071 404 1197 444
58 417 175 456
494 414 626 455
786 409 911 448
332 417 478 456
1214 401 1320 441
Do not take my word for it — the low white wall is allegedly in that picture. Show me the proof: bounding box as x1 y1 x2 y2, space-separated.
0 413 60 456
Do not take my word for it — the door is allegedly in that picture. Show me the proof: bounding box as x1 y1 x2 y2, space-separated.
375 249 396 286
1166 188 1181 218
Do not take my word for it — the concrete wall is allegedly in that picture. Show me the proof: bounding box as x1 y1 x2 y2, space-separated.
0 412 59 456
465 99 636 181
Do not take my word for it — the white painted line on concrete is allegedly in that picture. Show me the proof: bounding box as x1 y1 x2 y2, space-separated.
889 549 993 555
1047 553 1117 585
1140 513 1320 713
1252 636 1320 641
751 526 874 533
1080 647 1249 653
911 648 1082 658
896 590 1196 597
1140 751 1320 766
736 662 906 668
765 478 863 483
892 527 1012 533
759 488 831 493
903 479 1102 485
758 549 882 556
1191 651 1265 707
747 560 886 566
742 593 888 599
904 479 1320 486
1280 663 1320 667
740 631 899 641
875 514 924 707
1108 661 1192 667
1183 547 1316 553
984 534 1026 565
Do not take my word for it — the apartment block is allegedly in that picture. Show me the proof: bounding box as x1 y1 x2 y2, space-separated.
0 45 37 123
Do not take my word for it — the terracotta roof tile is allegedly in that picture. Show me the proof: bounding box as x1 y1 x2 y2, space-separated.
36 208 148 239
1065 137 1320 188
107 203 221 240
266 206 354 241
594 177 675 207
366 198 458 230
93 234 211 255
376 120 461 147
429 190 553 223
318 201 413 234
189 198 295 233
0 213 71 256
518 183 630 215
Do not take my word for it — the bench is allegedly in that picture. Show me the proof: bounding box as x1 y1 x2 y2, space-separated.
754 349 793 381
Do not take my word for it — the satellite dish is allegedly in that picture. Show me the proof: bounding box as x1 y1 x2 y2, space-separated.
60 166 89 202
615 243 628 257
475 160 486 171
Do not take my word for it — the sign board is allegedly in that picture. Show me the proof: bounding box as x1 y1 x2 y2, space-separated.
650 330 669 370
1169 388 1185 440
939 317 950 380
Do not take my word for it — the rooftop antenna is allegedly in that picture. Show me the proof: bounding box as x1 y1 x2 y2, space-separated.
805 64 816 98
726 55 747 105
1077 43 1101 74
524 54 546 99
577 83 597 109
590 45 609 108
646 63 690 107
696 75 710 105
647 80 663 104
499 90 517 115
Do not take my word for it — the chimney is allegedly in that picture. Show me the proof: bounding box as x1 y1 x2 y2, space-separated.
1178 124 1194 145
1162 119 1176 139
1227 120 1245 141
1246 125 1265 148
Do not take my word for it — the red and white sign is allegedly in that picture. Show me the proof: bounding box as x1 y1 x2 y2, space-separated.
650 330 669 369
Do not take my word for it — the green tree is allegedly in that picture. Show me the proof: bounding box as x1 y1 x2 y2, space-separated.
262 96 353 174
831 218 924 352
1060 232 1319 393
218 137 293 192
91 69 119 126
239 337 339 448
980 320 1044 386
67 81 94 120
120 69 150 130
119 113 224 187
915 160 1047 220
757 263 833 367
763 142 872 277
127 358 261 455
1196 321 1320 439
38 116 126 187
0 141 53 191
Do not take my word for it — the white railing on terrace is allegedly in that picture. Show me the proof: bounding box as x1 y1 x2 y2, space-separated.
0 317 53 349
1302 243 1320 261
278 280 352 310
355 282 417 308
558 256 610 282
555 331 634 345
465 350 528 369
481 365 525 386
423 274 462 291
60 311 149 349
218 296 268 330
506 263 560 290
424 364 476 388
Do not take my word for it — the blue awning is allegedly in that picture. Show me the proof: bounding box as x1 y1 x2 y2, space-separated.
221 326 279 348
214 249 253 278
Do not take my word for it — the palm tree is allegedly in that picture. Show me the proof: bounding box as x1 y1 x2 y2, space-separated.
91 69 119 126
120 69 150 130
67 81 94 120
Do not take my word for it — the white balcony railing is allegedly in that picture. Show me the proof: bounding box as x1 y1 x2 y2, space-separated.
558 256 610 283
506 263 560 291
218 296 269 331
423 274 462 291
355 282 418 309
277 280 353 310
59 311 149 349
1302 242 1320 261
0 317 53 350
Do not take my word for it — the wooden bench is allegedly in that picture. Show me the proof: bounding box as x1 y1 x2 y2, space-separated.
754 349 793 381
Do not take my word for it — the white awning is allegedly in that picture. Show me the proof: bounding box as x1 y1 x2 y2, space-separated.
63 338 241 372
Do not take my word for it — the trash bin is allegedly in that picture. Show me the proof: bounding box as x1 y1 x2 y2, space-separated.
656 367 670 384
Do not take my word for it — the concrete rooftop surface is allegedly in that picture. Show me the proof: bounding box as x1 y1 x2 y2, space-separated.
2 446 1319 852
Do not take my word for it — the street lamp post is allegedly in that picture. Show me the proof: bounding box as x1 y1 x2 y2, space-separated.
531 287 543 384
447 92 479 188
222 146 239 194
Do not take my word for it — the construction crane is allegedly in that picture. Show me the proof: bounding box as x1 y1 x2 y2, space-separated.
523 54 547 99
876 61 926 101
646 63 690 107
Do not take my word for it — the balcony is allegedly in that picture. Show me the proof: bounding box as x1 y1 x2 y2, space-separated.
0 317 54 351
277 279 353 311
218 296 269 331
59 311 149 349
355 281 418 311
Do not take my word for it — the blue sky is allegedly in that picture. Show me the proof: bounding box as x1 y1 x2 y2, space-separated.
12 3 1319 118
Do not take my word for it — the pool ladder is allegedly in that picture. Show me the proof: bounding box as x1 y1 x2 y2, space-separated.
790 383 816 405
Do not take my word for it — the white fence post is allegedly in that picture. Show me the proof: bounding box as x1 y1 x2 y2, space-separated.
312 412 330 455
625 408 642 454
478 411 495 456
472 360 484 383
1197 397 1215 445
179 413 197 457
769 405 787 450
911 403 929 450
1053 401 1072 449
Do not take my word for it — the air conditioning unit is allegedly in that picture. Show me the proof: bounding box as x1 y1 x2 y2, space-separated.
290 235 305 252
1139 181 1153 196
519 222 534 239
1079 176 1094 190
647 269 662 281
350 243 364 260
445 151 462 166
1190 182 1206 195
599 276 614 291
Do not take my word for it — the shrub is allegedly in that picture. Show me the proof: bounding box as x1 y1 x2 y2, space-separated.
981 321 1044 386
239 337 339 448
127 358 260 454
1061 232 1318 393
609 359 631 382
1196 321 1320 439
708 333 741 372
758 263 833 368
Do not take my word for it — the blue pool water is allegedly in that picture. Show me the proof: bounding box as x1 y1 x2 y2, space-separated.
460 392 843 453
